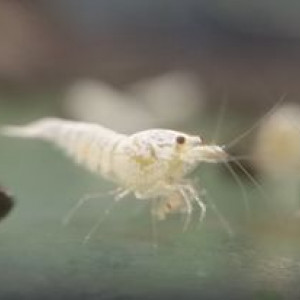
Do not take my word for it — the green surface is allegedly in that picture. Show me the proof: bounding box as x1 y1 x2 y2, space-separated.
0 96 299 300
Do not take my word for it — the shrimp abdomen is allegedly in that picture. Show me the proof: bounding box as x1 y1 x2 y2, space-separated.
1 118 126 177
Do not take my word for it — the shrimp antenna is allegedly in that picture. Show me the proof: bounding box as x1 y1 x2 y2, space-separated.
196 94 230 233
203 189 234 237
225 155 255 163
231 159 269 202
211 93 228 144
224 93 287 150
223 161 250 218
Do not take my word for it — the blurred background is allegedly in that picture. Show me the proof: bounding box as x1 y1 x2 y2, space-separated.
1 0 300 299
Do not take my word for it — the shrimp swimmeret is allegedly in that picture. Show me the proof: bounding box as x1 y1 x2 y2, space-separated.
1 118 229 230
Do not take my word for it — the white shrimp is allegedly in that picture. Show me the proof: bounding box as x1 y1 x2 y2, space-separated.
1 118 228 230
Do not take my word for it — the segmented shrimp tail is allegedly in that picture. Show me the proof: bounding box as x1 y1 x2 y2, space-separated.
1 118 126 176
1 118 74 141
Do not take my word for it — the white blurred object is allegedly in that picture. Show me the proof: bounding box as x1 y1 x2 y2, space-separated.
129 72 203 124
253 103 300 215
254 103 300 177
64 72 204 133
64 80 155 133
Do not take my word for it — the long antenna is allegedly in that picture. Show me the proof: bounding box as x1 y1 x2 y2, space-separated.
224 93 287 150
203 190 234 237
211 93 228 144
224 161 250 218
232 160 268 201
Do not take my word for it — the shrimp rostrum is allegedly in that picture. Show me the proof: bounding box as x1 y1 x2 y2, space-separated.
1 118 228 228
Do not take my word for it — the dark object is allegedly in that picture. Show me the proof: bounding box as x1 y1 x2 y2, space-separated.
0 187 14 220
176 136 186 145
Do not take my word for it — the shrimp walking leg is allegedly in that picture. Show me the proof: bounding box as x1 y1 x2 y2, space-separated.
63 188 124 225
63 192 106 226
184 184 206 223
178 187 193 232
83 189 131 244
150 199 158 249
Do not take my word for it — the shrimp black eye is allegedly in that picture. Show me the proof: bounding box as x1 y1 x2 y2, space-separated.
176 136 186 145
